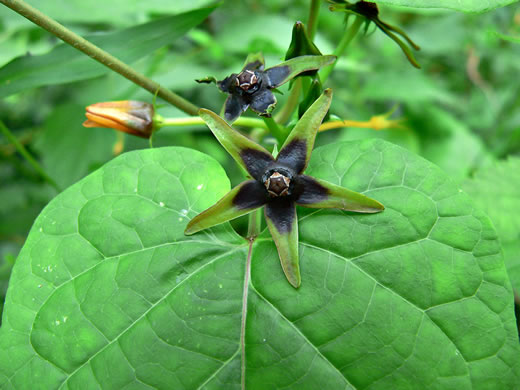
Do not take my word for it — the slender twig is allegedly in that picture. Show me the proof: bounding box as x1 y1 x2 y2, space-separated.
0 120 60 192
0 0 199 116
320 15 364 83
274 78 303 125
307 0 321 39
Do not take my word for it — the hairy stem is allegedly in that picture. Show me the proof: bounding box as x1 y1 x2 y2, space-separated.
321 15 364 83
0 120 60 192
0 0 199 116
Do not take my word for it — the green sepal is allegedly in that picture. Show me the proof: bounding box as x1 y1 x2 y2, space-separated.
285 21 322 60
185 180 265 235
277 89 332 174
297 76 327 120
264 201 300 288
242 52 266 71
296 175 385 213
373 19 421 69
199 108 274 179
265 55 336 88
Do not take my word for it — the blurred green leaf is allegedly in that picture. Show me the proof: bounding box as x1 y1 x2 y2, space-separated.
0 5 217 98
462 157 520 290
359 70 457 105
33 104 115 188
1 141 519 388
408 106 493 181
374 0 519 13
0 0 216 26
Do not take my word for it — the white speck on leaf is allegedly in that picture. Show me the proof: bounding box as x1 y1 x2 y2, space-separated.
218 283 223 289
197 184 203 190
178 217 183 222
159 202 165 207
39 227 43 233
180 209 188 216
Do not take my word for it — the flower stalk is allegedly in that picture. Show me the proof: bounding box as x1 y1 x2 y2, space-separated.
0 0 199 116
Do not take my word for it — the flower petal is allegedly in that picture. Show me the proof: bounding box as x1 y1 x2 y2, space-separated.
295 175 385 213
276 89 332 174
199 109 274 180
264 200 300 288
242 52 265 71
249 88 277 117
185 180 267 235
223 94 249 123
264 55 336 88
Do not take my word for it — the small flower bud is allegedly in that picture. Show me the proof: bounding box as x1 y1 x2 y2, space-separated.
83 101 154 138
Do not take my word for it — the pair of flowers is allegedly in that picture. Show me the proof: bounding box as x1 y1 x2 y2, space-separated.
84 89 384 288
83 47 385 288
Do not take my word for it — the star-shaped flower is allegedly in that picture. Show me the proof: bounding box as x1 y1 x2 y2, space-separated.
197 53 335 123
185 89 384 287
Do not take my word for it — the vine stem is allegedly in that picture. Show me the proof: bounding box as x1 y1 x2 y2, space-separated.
0 0 199 116
157 116 268 130
321 15 364 83
0 120 61 192
307 0 321 39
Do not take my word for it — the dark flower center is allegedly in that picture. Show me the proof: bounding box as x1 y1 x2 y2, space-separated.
264 170 292 197
236 70 260 94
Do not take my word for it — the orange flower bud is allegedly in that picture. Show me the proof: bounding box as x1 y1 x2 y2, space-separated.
83 101 154 138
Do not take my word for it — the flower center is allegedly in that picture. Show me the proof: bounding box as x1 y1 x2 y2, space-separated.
264 171 291 197
236 70 260 93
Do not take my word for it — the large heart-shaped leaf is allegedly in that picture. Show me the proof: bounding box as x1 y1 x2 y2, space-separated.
0 5 216 98
374 0 518 13
1 140 519 389
462 158 520 291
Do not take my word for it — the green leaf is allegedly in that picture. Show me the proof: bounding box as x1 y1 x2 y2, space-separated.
0 0 217 27
408 105 493 181
33 104 115 189
462 157 520 290
372 0 518 13
1 140 519 389
0 6 216 98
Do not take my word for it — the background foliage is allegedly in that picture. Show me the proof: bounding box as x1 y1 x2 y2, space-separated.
1 0 520 388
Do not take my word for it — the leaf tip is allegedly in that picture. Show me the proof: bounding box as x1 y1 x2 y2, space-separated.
184 221 198 236
323 88 333 98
